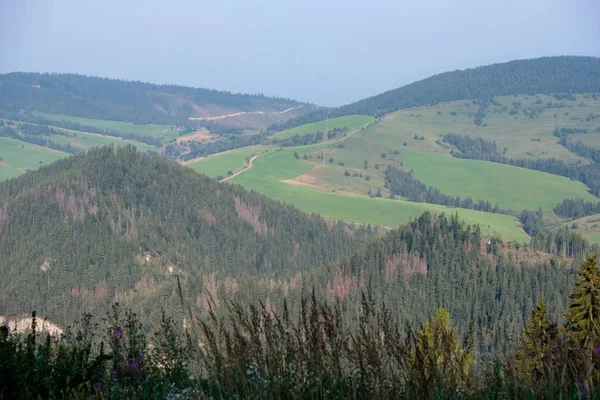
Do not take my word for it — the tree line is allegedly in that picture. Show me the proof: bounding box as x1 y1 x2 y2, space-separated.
384 166 501 213
272 55 600 131
443 133 600 197
0 72 309 125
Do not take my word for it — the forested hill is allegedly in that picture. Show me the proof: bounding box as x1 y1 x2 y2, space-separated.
0 146 364 326
0 72 310 125
275 56 600 129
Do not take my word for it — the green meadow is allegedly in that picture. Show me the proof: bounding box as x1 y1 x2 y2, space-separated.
34 112 177 140
41 127 159 153
374 94 600 161
295 96 599 212
228 146 527 242
272 115 374 139
0 122 158 182
185 146 274 178
0 137 68 180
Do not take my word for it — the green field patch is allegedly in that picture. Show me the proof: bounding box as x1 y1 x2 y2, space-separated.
398 148 596 211
561 214 600 245
377 94 600 162
0 137 68 180
35 112 177 140
185 146 274 178
227 147 527 242
45 128 158 152
272 115 374 139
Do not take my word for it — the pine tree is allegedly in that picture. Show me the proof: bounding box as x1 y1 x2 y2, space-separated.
516 297 555 380
408 308 472 395
565 254 600 352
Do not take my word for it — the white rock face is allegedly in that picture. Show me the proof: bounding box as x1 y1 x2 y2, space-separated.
0 315 63 335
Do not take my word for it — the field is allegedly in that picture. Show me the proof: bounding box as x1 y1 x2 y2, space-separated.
185 146 274 178
333 126 596 211
188 93 600 242
202 145 528 242
38 126 159 153
374 94 600 161
284 114 596 212
272 115 374 139
0 137 68 180
560 214 600 244
35 112 178 140
0 120 159 182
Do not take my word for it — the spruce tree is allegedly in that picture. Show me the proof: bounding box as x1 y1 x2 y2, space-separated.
408 309 472 395
565 254 600 352
516 297 554 380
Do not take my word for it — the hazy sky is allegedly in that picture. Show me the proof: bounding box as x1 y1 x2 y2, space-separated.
1 0 598 106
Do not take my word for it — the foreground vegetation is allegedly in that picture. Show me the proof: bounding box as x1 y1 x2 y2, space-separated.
4 254 600 399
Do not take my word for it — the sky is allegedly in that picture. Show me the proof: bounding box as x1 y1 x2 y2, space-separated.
1 0 599 106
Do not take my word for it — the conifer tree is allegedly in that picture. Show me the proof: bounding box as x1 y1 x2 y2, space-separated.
516 297 554 380
565 254 600 352
408 308 472 395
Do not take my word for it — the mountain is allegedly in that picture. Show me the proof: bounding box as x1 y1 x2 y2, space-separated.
0 146 367 326
275 55 600 130
0 72 312 127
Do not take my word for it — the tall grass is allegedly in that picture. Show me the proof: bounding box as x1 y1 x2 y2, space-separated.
3 291 600 398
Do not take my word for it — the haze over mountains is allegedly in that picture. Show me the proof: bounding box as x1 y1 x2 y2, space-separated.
2 54 600 398
0 54 598 322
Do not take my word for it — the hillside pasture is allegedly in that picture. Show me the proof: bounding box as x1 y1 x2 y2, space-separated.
185 146 274 178
0 137 68 180
272 115 374 139
227 146 528 242
34 112 177 140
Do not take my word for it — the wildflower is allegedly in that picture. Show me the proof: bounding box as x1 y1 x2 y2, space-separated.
129 357 140 369
595 347 600 356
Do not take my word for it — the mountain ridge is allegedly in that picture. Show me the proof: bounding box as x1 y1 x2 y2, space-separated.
273 55 600 130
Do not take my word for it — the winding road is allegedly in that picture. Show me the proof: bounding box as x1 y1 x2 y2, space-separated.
219 153 264 182
190 106 304 122
218 119 377 183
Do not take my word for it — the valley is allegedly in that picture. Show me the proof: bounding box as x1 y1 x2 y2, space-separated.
2 55 600 398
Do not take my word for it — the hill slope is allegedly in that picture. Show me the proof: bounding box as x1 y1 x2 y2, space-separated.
0 72 311 126
277 56 600 129
0 146 364 325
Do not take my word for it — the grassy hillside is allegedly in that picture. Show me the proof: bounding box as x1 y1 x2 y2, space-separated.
0 137 68 180
211 145 528 242
270 94 598 209
272 115 374 139
278 56 600 129
35 112 177 140
185 145 274 178
193 90 600 242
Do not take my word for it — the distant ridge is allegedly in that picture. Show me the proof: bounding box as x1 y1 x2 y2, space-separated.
0 72 312 125
274 55 600 130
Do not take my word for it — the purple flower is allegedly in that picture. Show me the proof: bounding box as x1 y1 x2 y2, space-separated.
595 347 600 356
113 327 123 336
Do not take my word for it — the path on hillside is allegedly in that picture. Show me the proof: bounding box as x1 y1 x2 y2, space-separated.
218 118 376 183
189 105 304 122
328 119 376 144
219 153 265 182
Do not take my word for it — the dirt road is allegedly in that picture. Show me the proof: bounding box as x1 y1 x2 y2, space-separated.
219 153 264 182
190 105 304 122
